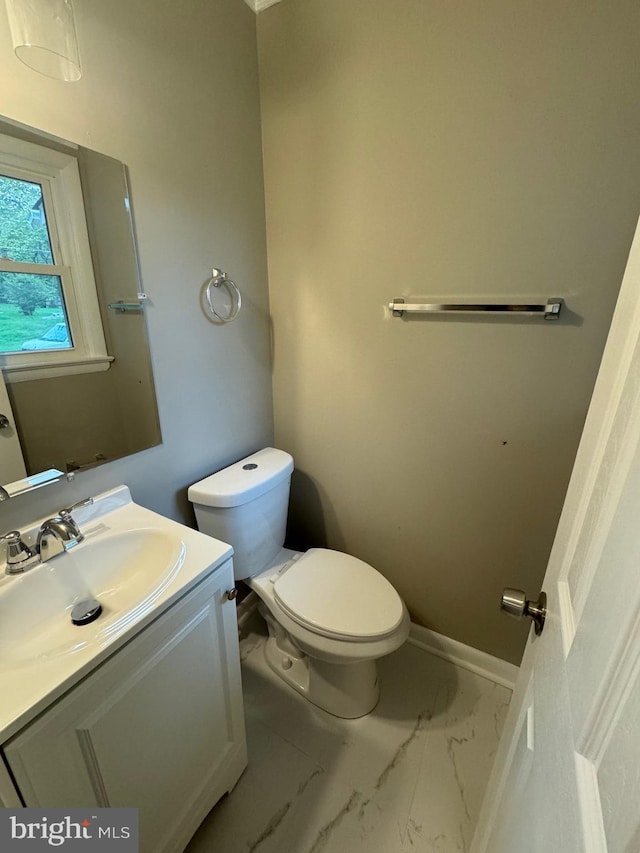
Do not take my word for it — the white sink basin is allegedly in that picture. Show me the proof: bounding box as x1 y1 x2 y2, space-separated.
0 484 233 743
0 528 185 668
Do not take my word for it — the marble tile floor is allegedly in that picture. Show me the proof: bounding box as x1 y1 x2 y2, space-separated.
187 617 511 853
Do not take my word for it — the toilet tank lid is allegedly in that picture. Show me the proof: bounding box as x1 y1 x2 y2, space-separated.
188 447 294 508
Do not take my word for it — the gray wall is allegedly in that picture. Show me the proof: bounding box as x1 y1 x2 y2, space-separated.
0 0 273 528
258 0 640 663
4 0 640 668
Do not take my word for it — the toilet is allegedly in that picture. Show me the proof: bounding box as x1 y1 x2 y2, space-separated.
188 447 410 718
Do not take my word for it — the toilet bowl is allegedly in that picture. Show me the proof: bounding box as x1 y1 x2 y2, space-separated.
188 448 410 718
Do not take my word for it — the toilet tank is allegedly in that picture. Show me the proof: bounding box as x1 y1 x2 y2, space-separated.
188 447 294 581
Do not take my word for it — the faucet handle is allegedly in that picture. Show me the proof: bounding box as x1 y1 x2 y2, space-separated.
1 530 23 548
58 497 94 518
1 530 38 574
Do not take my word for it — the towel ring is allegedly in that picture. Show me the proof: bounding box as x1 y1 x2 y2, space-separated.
205 268 242 323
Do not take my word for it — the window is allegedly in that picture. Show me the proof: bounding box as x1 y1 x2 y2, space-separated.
0 133 111 382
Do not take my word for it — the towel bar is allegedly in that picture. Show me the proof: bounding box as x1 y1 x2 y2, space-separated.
389 298 563 320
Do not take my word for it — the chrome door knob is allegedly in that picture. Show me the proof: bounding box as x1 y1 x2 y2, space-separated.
501 588 547 636
0 414 10 429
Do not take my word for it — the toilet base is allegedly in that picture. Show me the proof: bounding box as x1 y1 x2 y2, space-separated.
260 605 380 719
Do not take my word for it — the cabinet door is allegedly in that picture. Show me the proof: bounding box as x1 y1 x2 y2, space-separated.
5 562 246 853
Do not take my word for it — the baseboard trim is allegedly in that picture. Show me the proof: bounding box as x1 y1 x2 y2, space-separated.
408 623 519 690
237 594 518 690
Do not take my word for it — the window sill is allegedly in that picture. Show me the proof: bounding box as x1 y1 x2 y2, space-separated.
4 354 114 384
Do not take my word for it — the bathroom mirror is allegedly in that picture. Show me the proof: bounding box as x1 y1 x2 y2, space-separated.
0 115 161 496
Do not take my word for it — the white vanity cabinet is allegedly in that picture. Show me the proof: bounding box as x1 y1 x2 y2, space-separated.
2 560 246 853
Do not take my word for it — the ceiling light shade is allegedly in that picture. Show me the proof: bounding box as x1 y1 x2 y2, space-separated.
5 0 81 81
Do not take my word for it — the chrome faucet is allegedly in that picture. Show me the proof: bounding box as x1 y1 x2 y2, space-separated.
1 497 93 574
36 498 94 562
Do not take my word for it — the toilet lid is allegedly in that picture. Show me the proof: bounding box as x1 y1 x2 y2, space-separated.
273 549 405 641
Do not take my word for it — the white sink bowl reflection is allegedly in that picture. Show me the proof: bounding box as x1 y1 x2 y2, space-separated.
0 528 185 668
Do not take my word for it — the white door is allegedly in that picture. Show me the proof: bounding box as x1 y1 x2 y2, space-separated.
471 216 640 853
0 370 26 484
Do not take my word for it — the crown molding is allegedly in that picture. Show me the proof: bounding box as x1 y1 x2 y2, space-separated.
243 0 285 12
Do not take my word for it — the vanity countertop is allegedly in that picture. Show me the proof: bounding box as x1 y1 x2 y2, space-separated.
0 486 233 743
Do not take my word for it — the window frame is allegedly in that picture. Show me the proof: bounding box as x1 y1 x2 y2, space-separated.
0 133 112 383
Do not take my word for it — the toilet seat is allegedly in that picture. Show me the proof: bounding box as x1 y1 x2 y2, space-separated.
273 548 404 641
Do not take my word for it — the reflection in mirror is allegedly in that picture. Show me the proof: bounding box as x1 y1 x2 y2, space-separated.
1 468 63 500
0 116 162 496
